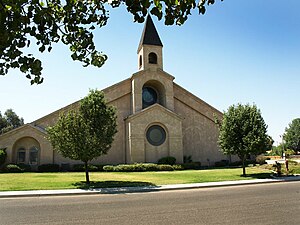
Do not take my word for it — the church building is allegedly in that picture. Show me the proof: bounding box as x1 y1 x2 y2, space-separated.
0 16 229 169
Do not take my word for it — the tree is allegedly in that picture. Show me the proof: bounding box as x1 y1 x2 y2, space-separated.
284 118 300 154
1 0 223 84
218 103 270 176
47 89 117 184
0 109 24 134
0 148 7 169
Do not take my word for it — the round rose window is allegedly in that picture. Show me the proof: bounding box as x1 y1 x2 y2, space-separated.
146 125 166 146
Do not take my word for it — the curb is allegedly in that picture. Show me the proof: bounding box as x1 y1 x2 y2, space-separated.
1 176 299 198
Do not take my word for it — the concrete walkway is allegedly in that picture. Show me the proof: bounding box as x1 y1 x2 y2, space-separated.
1 175 300 198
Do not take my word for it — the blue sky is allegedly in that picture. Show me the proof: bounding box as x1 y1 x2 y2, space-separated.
1 0 299 144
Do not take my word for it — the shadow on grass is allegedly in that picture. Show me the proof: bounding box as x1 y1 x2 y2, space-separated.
240 173 272 179
73 180 157 190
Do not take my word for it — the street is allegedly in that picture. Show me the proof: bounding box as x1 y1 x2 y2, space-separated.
0 181 299 225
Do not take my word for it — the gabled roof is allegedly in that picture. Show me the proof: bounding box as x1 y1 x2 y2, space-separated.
125 103 182 122
138 15 163 52
0 124 47 140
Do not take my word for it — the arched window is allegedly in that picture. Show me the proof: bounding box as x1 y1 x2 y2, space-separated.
17 148 26 164
29 146 39 165
142 86 158 109
148 52 157 64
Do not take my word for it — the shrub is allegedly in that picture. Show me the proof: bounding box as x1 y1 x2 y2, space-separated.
4 164 23 173
158 156 176 165
103 163 176 172
142 163 160 171
256 155 268 165
181 162 202 170
228 161 242 167
103 165 114 172
172 164 184 170
183 155 193 163
38 164 60 172
72 164 99 172
215 160 229 167
94 164 105 171
113 164 147 172
0 148 7 168
157 164 174 171
17 164 31 172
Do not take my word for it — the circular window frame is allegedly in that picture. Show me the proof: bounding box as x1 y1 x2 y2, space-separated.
146 125 166 146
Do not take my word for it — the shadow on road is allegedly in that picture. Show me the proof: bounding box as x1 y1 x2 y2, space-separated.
72 180 157 190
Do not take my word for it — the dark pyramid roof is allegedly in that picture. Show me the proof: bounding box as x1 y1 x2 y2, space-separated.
138 15 163 51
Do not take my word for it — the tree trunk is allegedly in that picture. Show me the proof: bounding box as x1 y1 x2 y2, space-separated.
84 161 90 184
242 156 246 177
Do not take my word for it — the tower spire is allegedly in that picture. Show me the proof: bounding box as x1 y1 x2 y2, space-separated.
137 15 163 71
137 15 163 53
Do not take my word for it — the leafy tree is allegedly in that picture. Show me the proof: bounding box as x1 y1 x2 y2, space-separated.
284 118 300 154
0 148 7 168
47 89 117 183
1 0 222 84
218 103 270 176
0 109 24 134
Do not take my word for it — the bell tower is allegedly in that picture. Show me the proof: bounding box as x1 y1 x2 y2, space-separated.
137 15 163 71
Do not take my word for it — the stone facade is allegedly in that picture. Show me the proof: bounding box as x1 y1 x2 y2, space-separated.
0 16 229 169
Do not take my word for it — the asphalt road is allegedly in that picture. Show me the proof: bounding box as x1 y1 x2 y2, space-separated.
0 182 299 225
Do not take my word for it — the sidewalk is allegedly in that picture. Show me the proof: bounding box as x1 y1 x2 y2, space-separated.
1 175 299 198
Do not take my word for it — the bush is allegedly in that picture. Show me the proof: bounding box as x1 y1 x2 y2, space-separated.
181 162 202 170
4 164 23 173
142 163 160 171
172 164 184 170
183 155 193 163
103 165 114 172
157 164 174 171
17 164 31 172
158 156 176 165
103 163 176 172
215 160 229 167
38 164 60 172
228 161 242 167
256 155 268 165
0 148 7 168
72 164 99 172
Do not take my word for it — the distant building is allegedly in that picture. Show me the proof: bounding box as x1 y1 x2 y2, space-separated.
0 16 229 169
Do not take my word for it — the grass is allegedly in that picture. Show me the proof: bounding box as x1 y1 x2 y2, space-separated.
0 166 272 191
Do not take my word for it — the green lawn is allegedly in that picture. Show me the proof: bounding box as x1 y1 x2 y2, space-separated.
0 167 272 191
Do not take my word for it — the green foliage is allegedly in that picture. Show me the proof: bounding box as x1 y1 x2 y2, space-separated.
38 164 60 172
157 156 176 165
267 145 284 156
47 89 117 183
0 148 7 167
214 160 229 167
283 118 300 153
183 155 193 163
0 109 24 134
180 162 201 170
157 164 174 171
255 155 269 165
17 163 32 172
1 0 222 84
218 104 270 175
103 163 176 172
4 164 23 173
72 164 101 172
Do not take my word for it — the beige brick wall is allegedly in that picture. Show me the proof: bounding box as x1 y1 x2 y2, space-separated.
173 84 227 166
